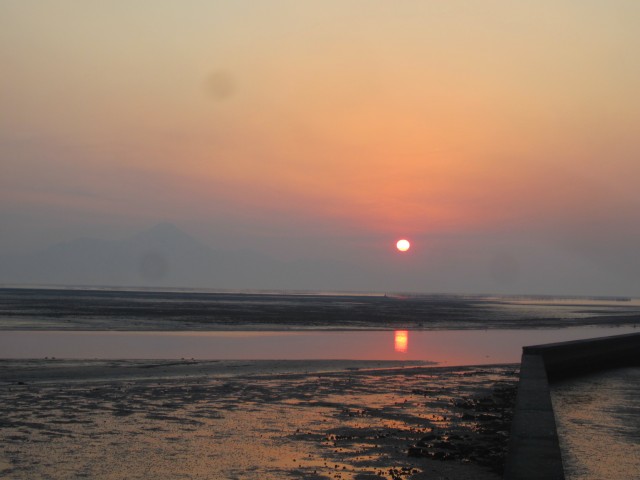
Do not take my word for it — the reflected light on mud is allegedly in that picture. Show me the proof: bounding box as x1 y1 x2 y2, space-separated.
394 330 408 353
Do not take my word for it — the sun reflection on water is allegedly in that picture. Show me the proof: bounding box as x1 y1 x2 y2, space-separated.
394 330 408 353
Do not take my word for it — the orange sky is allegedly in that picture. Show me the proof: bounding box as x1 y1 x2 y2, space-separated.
2 1 640 294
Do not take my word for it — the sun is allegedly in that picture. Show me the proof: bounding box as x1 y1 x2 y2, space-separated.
396 239 410 252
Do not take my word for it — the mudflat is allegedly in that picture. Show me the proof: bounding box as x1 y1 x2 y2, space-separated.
1 360 517 480
1 288 639 330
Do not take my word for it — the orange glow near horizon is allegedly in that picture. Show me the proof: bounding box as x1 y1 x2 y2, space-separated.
394 330 408 353
3 0 640 274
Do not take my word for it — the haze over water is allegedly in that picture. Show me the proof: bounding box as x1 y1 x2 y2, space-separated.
2 1 640 296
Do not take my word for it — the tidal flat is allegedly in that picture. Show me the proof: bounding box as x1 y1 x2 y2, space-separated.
2 288 639 331
0 360 517 480
1 288 637 479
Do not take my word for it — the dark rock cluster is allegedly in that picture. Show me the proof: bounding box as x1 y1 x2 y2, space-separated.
408 382 517 474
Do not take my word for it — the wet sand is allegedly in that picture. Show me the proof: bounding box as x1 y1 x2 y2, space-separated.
0 360 518 479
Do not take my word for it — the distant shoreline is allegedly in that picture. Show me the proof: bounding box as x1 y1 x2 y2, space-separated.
0 284 635 302
1 287 639 331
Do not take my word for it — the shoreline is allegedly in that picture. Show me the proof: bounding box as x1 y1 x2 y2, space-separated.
0 359 436 384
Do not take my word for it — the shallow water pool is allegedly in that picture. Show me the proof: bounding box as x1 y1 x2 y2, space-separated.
0 326 636 365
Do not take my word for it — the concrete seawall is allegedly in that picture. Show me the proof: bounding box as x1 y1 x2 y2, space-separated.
503 331 640 480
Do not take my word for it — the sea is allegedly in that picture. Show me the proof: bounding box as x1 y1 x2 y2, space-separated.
0 286 638 364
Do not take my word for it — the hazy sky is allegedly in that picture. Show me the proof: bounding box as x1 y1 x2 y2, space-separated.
2 1 639 295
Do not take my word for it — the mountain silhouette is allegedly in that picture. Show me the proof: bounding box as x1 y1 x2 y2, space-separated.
0 223 364 290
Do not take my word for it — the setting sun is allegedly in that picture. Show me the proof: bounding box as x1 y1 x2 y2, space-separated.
396 239 410 252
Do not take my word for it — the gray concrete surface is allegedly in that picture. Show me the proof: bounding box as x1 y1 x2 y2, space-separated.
503 332 640 480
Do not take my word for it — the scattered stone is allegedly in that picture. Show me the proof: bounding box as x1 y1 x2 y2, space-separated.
408 382 517 474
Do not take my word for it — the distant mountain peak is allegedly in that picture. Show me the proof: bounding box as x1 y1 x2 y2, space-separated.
127 222 205 250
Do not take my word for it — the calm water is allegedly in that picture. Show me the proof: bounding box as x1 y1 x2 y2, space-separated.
1 326 636 365
552 367 640 480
